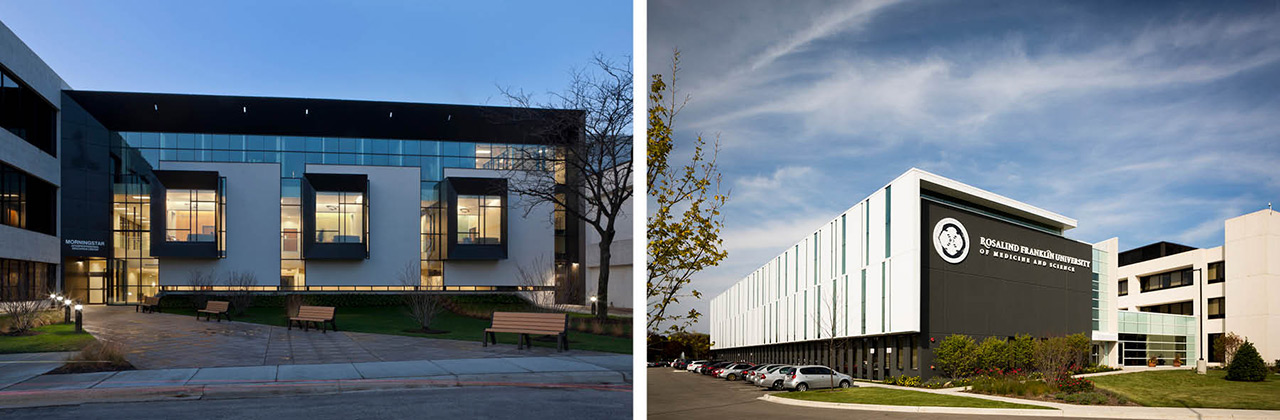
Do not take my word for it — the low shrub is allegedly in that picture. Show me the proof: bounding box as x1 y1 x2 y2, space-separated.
1225 341 1268 382
894 376 921 387
1059 391 1109 405
1075 364 1120 375
970 376 1052 397
1054 375 1094 394
1007 334 1036 372
921 376 951 389
56 340 134 374
1272 359 1280 374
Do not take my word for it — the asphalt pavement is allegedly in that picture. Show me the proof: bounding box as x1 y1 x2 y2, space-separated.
0 385 631 420
646 367 1102 420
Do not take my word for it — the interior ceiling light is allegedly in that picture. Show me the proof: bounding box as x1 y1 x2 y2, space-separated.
153 104 158 111
305 109 310 115
243 106 247 113
389 111 394 118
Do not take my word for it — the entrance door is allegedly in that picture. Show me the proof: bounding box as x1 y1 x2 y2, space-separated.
63 257 107 304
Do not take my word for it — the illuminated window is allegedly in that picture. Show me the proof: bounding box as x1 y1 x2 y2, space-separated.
165 189 216 242
315 191 364 243
457 195 502 245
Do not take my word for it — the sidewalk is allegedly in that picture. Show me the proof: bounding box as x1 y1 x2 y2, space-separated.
0 354 631 409
0 352 75 390
763 380 1280 419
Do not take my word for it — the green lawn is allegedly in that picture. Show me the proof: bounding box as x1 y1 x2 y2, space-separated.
777 387 1053 409
0 323 97 354
1091 369 1280 410
161 305 631 354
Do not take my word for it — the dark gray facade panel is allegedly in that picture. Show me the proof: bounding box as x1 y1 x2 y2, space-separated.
58 95 114 257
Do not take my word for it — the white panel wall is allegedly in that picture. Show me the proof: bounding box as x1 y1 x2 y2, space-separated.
158 162 281 286
711 172 925 350
441 168 555 287
305 164 420 286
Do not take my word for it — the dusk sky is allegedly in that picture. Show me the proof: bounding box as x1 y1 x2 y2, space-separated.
0 1 630 106
649 0 1280 333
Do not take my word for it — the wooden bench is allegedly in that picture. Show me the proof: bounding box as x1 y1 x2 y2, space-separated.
197 301 230 322
288 306 336 333
482 312 568 351
137 296 161 314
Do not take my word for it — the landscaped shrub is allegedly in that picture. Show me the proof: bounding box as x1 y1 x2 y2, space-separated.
1075 364 1119 375
1054 375 1094 393
976 336 1009 372
935 334 977 377
921 376 951 389
1007 334 1036 372
1272 360 1280 374
1214 332 1244 365
1225 341 1268 382
1034 334 1090 386
970 376 1051 397
894 376 921 387
55 340 133 374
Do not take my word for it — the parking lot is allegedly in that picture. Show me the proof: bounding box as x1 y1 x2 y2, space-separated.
646 366 1100 420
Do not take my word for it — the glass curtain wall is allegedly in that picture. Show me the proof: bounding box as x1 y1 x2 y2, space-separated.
118 133 564 289
111 155 158 304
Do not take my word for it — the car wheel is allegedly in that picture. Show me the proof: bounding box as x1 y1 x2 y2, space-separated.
727 374 737 381
840 380 851 389
771 380 782 391
796 383 808 392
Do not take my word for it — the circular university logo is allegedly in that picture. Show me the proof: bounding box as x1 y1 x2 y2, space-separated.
932 217 969 264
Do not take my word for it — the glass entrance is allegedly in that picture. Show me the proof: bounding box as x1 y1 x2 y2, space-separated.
63 257 107 304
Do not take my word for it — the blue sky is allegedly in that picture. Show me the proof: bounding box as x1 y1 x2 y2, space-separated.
0 1 630 105
650 0 1280 333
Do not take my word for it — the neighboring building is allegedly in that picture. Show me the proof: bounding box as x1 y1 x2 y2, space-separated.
1112 209 1280 365
0 22 62 302
709 168 1095 380
0 20 601 306
584 162 632 310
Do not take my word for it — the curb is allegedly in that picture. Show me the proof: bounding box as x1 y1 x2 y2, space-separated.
758 392 1280 419
0 371 631 409
759 393 1060 417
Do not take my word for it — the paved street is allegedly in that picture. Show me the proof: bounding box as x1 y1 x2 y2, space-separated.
647 368 1102 420
83 305 612 369
0 385 631 419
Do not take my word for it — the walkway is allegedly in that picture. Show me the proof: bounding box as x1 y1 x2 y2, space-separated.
82 305 613 369
0 355 631 409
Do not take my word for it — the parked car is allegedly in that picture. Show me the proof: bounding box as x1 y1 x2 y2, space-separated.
671 359 688 369
757 365 795 390
686 360 708 372
702 361 731 375
782 365 853 391
745 364 779 383
716 363 755 380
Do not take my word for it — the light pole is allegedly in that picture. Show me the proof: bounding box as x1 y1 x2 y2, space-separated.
1194 267 1206 374
62 298 72 324
589 295 598 316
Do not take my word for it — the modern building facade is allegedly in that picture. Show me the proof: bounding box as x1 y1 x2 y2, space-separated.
0 22 62 303
1110 209 1280 365
709 168 1095 380
0 20 593 306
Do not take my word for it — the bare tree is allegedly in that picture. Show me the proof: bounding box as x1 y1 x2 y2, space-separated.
498 54 632 321
820 285 849 388
187 268 218 310
225 271 257 316
516 255 566 313
399 263 445 333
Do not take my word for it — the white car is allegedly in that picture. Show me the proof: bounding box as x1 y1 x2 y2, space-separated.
685 360 708 372
715 363 753 380
782 365 853 391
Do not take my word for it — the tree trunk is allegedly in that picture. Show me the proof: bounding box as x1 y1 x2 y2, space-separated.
595 231 613 321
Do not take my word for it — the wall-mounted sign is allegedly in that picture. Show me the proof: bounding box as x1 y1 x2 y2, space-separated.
64 239 105 252
932 218 970 264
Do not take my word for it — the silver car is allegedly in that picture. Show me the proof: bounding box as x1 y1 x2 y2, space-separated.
745 364 778 383
782 365 853 391
716 363 753 380
757 365 794 390
685 360 708 372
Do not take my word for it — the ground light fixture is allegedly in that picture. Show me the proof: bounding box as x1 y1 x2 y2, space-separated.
590 295 598 315
63 299 72 323
74 305 84 332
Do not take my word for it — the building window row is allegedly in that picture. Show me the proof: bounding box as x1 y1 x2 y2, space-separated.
1139 300 1193 316
0 66 57 156
1139 268 1194 293
0 258 55 302
0 162 56 235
